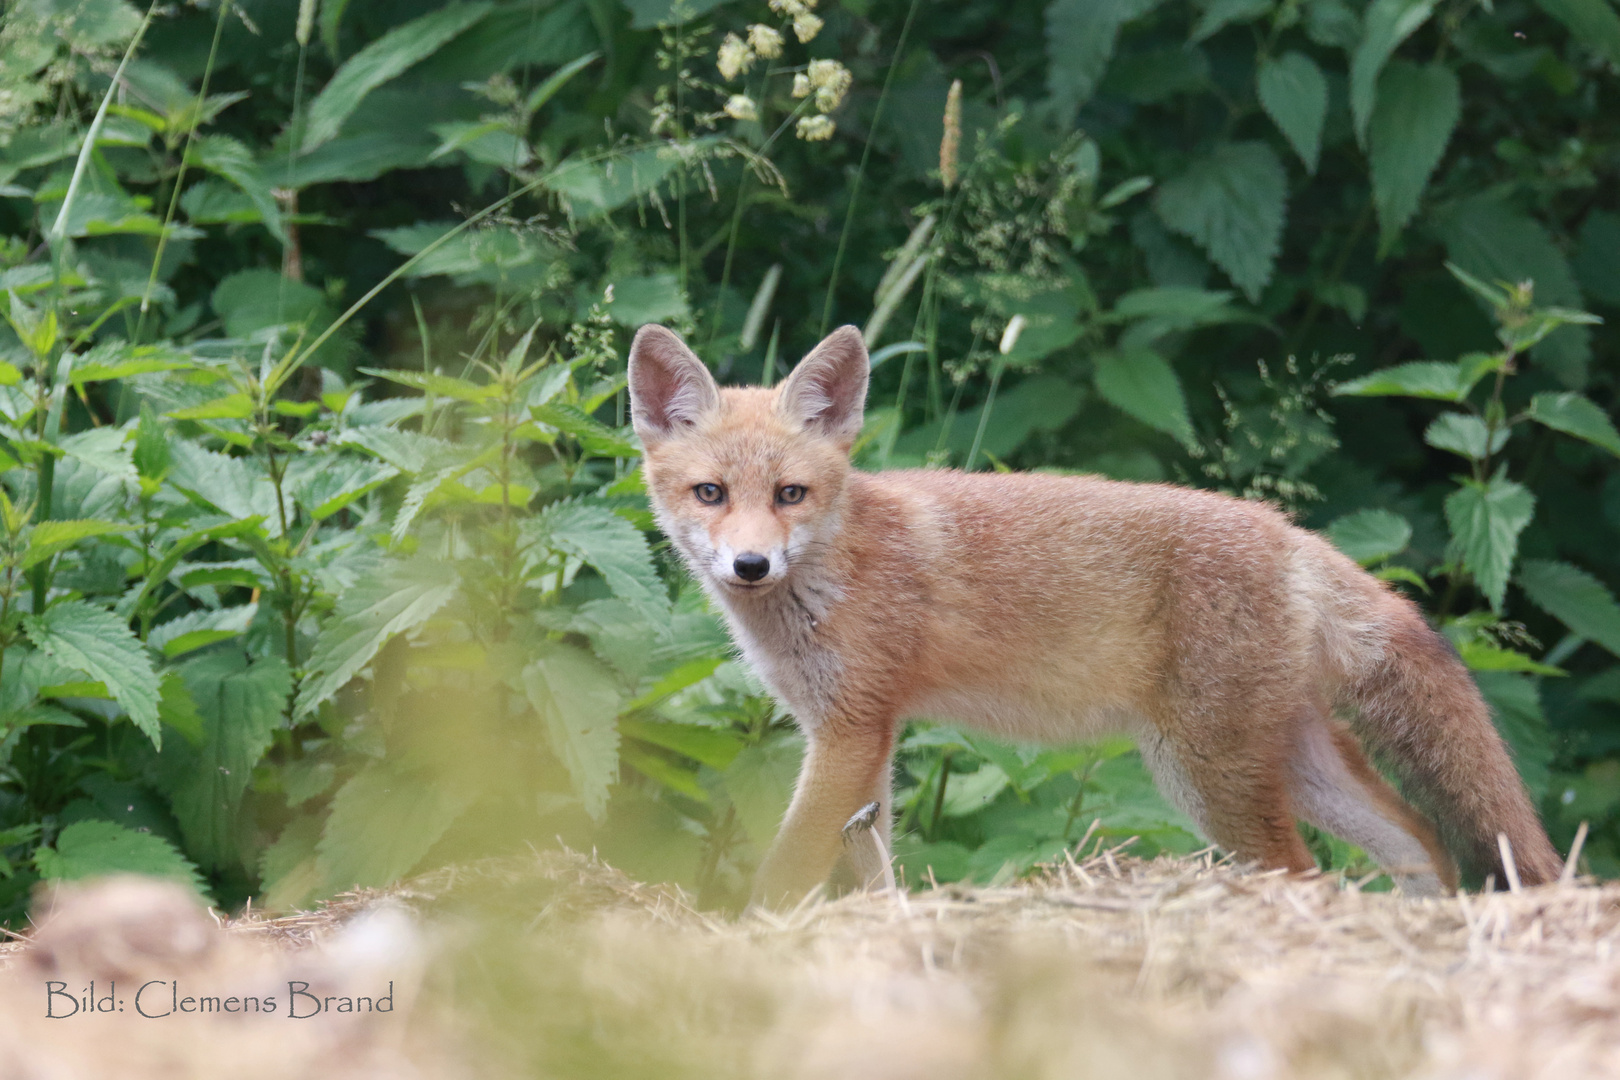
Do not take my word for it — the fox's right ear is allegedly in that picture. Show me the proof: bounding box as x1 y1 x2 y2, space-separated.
628 325 720 448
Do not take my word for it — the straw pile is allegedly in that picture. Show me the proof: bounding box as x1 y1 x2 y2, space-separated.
2 844 1617 1079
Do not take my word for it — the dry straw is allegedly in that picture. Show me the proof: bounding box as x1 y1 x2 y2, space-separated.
6 845 1618 1079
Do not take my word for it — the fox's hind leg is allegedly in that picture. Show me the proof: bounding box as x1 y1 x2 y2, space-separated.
1138 722 1317 877
1289 714 1456 897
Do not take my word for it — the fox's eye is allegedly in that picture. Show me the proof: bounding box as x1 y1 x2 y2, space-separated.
777 484 807 505
694 483 725 505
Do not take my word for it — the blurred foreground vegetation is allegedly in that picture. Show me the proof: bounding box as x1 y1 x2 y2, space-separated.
0 0 1616 918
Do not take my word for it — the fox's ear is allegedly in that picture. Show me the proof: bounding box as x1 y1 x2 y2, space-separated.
628 325 720 448
776 325 868 448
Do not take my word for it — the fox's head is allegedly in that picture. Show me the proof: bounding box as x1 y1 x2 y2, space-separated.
628 324 868 598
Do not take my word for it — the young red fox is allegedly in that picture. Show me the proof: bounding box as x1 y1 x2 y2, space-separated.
628 324 1562 906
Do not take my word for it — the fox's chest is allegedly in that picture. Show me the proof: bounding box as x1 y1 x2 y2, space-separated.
718 586 844 727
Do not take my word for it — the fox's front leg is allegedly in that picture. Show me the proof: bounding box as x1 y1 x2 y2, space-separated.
752 716 896 908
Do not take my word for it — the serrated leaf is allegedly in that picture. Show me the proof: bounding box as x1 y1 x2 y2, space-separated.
1257 52 1326 173
286 454 399 519
161 652 292 870
58 427 135 479
1045 0 1166 121
1350 0 1438 146
35 820 205 892
1369 61 1459 253
1445 476 1534 612
1153 141 1287 302
168 392 255 420
1525 392 1620 457
295 557 460 718
165 440 282 530
1092 348 1196 447
1325 508 1412 565
1424 413 1508 461
133 402 170 481
1437 196 1591 388
529 501 668 620
1331 356 1498 401
316 764 471 890
530 402 639 457
25 601 162 747
521 643 621 820
189 134 286 244
361 366 498 402
1518 559 1620 658
22 519 133 570
301 2 495 152
724 735 803 848
148 604 258 659
621 713 740 771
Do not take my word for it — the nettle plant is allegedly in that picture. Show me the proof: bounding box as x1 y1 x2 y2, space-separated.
1330 266 1620 801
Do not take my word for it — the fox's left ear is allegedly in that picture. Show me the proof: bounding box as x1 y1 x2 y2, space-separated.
776 325 868 448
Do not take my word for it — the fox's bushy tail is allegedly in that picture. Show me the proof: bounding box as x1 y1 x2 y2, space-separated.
1344 597 1562 887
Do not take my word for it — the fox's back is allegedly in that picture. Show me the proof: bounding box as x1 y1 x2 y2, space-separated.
840 469 1347 738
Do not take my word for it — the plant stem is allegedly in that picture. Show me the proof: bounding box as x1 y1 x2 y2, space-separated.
817 0 921 336
927 749 952 841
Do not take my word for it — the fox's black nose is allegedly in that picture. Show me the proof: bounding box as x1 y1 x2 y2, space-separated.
733 553 770 582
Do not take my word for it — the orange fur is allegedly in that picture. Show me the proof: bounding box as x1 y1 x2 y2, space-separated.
628 325 1561 907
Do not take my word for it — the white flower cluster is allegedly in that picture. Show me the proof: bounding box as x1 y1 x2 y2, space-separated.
712 0 845 142
768 0 823 42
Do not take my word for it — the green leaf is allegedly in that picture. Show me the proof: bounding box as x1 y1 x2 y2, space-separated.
35 820 205 892
1192 0 1273 42
21 519 132 571
1455 640 1565 677
1574 211 1620 305
1524 392 1620 457
1518 559 1620 658
1044 0 1165 121
521 643 621 820
1350 0 1438 146
300 2 495 152
604 272 689 326
1437 195 1591 388
58 427 134 479
162 653 292 870
620 714 740 771
1424 413 1509 461
25 601 162 747
148 604 258 659
1092 348 1196 447
530 403 638 458
524 51 601 116
168 392 255 420
1325 509 1412 565
1331 356 1498 401
1474 671 1552 801
1532 0 1620 68
529 501 668 620
286 454 400 519
724 735 803 848
361 366 498 402
1256 52 1327 173
133 402 170 481
295 557 460 718
316 764 471 890
1369 61 1459 254
1445 476 1535 612
1153 141 1287 302
189 134 286 245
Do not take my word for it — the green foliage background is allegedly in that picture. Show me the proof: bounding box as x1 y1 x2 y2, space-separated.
0 0 1616 916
